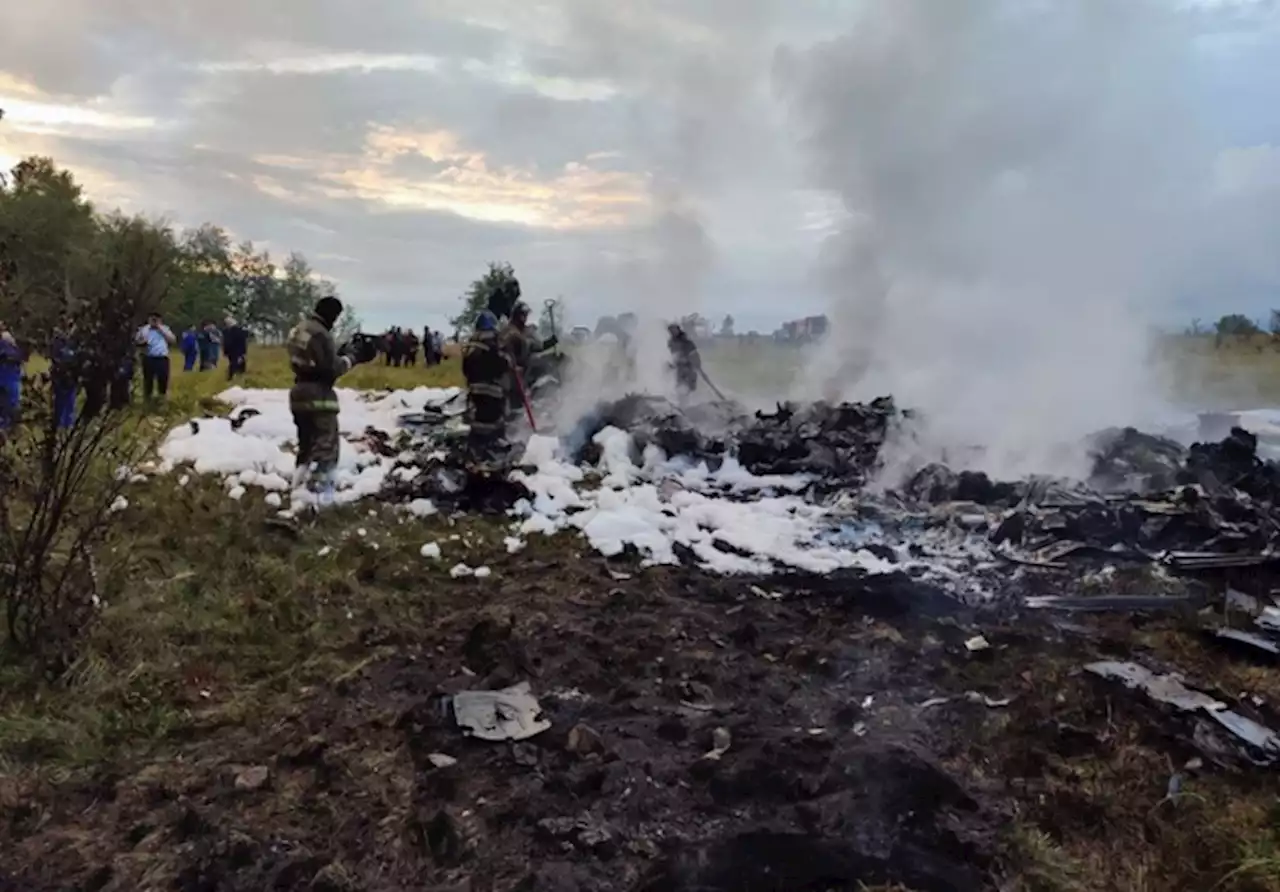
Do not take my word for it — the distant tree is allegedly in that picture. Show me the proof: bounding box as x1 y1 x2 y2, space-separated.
720 314 735 337
333 303 363 341
1215 314 1261 337
451 262 520 336
0 156 98 333
170 224 232 326
1185 318 1204 337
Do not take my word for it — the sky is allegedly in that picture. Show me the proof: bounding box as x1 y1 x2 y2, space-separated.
1 0 1279 334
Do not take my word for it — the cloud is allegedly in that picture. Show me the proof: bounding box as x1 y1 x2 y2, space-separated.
0 0 1277 341
316 125 650 227
1214 143 1280 194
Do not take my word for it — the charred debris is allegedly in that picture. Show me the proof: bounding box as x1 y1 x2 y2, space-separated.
382 392 1280 578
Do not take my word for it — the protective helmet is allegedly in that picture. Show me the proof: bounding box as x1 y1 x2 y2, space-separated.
511 301 530 319
475 310 499 332
667 323 682 337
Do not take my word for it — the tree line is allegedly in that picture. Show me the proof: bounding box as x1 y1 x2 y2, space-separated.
1187 314 1280 340
0 156 346 344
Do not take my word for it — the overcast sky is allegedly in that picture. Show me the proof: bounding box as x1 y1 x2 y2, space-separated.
1 0 1279 332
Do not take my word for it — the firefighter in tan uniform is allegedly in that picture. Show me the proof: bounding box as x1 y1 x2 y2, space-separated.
286 296 373 506
499 301 557 416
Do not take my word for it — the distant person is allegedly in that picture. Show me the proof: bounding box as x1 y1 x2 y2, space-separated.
223 315 249 380
180 326 199 371
111 353 134 411
136 313 175 402
404 330 420 366
422 326 435 365
390 327 405 367
0 320 22 429
432 330 444 364
198 322 221 371
49 319 80 429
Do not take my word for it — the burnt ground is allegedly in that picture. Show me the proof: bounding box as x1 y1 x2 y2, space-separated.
2 481 1280 891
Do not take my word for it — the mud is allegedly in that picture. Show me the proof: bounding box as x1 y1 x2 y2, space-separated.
4 540 1280 891
1 559 1012 892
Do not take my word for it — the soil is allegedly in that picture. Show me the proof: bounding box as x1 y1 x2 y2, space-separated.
1 546 1277 892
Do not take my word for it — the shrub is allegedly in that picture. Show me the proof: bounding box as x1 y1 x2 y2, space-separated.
0 222 168 674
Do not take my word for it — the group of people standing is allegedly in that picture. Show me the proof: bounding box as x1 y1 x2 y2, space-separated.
379 326 444 367
0 311 253 431
179 318 249 380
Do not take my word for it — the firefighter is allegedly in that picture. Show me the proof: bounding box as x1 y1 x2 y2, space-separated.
500 301 557 414
667 323 701 399
286 296 373 506
462 310 511 452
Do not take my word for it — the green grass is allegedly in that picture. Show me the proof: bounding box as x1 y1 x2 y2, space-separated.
697 333 1280 407
159 345 464 413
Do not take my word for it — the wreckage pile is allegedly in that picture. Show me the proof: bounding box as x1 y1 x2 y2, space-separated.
157 384 1280 590
902 425 1280 567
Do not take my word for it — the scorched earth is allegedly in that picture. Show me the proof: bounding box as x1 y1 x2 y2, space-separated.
6 384 1280 892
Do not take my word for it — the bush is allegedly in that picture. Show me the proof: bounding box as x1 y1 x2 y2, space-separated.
0 223 167 674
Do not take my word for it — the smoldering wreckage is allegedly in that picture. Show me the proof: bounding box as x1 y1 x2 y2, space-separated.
58 381 1280 891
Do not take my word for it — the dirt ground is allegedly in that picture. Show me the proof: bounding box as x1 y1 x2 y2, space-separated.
2 482 1280 891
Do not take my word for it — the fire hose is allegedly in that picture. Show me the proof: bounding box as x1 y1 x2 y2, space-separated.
698 366 727 401
513 367 537 432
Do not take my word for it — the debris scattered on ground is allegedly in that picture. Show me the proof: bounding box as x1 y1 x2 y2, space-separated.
452 682 551 742
1024 594 1199 613
701 726 732 762
232 765 271 792
1085 661 1280 765
964 635 991 652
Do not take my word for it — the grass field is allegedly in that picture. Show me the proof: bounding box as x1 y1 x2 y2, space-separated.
3 339 1280 890
51 334 1280 417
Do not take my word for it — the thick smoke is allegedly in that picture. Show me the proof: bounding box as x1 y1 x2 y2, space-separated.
552 0 785 425
776 0 1219 481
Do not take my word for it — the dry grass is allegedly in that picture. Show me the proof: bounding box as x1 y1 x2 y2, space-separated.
947 616 1280 892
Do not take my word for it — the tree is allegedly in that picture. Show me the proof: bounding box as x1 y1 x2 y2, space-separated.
170 224 233 327
0 154 340 346
333 302 363 341
1215 314 1260 337
539 297 566 341
0 156 98 333
451 262 520 336
720 314 735 337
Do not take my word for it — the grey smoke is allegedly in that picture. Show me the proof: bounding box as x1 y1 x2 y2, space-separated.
776 0 1245 480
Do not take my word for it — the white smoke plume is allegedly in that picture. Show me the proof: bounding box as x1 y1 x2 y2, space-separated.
776 0 1224 481
553 0 786 427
